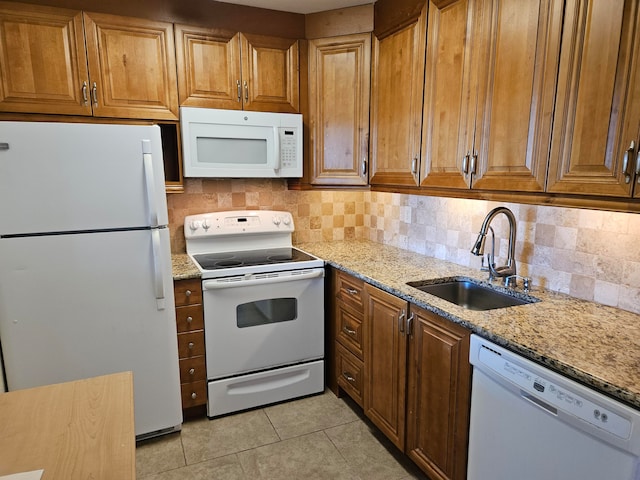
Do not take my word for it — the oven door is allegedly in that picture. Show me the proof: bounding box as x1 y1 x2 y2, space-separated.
201 268 325 379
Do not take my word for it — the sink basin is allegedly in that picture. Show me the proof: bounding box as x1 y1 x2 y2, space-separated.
406 278 537 311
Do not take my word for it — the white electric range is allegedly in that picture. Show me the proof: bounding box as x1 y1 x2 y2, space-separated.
185 210 325 416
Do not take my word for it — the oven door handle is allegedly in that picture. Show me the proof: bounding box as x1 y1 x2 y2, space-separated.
202 269 325 290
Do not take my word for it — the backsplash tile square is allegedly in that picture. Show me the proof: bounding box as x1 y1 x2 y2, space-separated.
167 180 640 315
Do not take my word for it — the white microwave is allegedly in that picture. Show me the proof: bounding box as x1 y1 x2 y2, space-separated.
180 107 303 178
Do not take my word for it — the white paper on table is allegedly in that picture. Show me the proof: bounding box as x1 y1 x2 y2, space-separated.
0 471 44 480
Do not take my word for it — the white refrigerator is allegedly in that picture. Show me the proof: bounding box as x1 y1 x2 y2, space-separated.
0 121 182 437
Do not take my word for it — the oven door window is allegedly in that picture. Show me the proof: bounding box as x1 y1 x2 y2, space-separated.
237 298 297 328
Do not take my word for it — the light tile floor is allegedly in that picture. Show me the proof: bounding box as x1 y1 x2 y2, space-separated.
136 390 429 480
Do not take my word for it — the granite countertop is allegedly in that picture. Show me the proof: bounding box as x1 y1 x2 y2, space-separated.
172 240 640 409
172 253 201 280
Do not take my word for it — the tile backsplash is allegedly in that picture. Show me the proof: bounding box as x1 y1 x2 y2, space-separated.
167 179 640 315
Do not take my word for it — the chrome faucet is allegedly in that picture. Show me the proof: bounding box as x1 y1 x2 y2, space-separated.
471 206 517 283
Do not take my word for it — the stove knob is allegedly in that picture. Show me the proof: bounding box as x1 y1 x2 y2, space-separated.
189 220 201 232
283 216 291 226
273 216 281 226
202 219 211 231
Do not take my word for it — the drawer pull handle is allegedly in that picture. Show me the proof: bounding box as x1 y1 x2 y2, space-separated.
191 392 197 400
186 316 193 323
188 342 195 349
185 290 192 297
189 368 195 375
342 326 357 336
342 372 356 383
346 288 358 295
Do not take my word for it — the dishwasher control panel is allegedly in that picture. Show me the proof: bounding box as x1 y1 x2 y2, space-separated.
475 342 632 440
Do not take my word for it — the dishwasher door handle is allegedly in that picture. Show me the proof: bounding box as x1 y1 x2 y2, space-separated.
520 390 558 415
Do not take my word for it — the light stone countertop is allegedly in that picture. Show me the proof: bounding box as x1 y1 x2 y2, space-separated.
171 253 200 280
172 240 640 410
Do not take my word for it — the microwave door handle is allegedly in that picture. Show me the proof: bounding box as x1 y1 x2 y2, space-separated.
273 127 280 171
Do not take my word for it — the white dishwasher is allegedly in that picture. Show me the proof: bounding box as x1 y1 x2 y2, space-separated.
468 335 640 480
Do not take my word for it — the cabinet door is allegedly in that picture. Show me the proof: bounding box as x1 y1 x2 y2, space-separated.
471 0 563 192
369 6 426 187
0 2 90 115
364 283 408 450
308 34 370 186
83 12 178 120
547 0 640 197
240 33 299 113
420 0 477 190
174 24 242 110
406 305 471 480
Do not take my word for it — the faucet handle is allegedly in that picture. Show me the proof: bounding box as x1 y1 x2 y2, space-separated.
505 275 531 293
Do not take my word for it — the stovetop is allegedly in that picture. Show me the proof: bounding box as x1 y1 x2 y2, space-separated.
192 247 317 271
184 210 325 278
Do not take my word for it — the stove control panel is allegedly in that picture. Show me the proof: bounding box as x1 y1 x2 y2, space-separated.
185 210 295 239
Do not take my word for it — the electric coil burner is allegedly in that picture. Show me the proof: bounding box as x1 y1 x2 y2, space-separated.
184 210 325 417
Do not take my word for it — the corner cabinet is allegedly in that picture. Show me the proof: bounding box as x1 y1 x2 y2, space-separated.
330 268 471 480
174 24 299 113
547 0 640 198
369 6 427 187
308 33 371 186
420 0 563 193
0 2 178 120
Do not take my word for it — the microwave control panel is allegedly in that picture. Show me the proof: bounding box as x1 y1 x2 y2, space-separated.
279 128 298 169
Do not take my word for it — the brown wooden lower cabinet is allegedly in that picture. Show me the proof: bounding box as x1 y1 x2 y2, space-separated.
174 278 207 411
331 268 471 480
406 304 471 480
364 283 408 450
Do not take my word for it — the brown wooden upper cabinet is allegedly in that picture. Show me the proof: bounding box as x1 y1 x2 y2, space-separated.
174 24 299 113
0 2 178 120
547 0 640 198
308 33 371 186
369 6 427 187
420 0 563 193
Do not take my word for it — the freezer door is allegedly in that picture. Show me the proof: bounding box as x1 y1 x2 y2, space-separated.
0 228 182 436
0 122 168 235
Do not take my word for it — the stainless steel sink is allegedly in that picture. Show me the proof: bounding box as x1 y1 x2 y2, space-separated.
406 278 537 311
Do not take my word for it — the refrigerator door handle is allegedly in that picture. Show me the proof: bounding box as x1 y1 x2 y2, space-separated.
151 228 166 310
142 140 159 228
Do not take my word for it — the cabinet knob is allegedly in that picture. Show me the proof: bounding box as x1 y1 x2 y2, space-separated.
188 342 195 349
186 316 193 323
342 372 356 383
191 392 197 400
185 290 192 297
189 368 195 375
346 288 358 295
342 325 357 336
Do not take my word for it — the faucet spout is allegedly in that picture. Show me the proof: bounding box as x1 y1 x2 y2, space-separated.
471 206 517 282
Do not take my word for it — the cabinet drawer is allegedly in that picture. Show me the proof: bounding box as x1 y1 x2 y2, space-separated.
336 342 364 407
179 356 206 383
177 331 205 358
335 270 365 312
175 304 204 333
335 302 364 360
181 380 207 408
174 279 202 306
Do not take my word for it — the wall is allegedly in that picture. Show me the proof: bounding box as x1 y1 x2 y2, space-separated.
168 180 640 315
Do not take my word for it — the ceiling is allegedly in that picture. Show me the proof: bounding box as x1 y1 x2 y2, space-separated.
213 0 373 14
